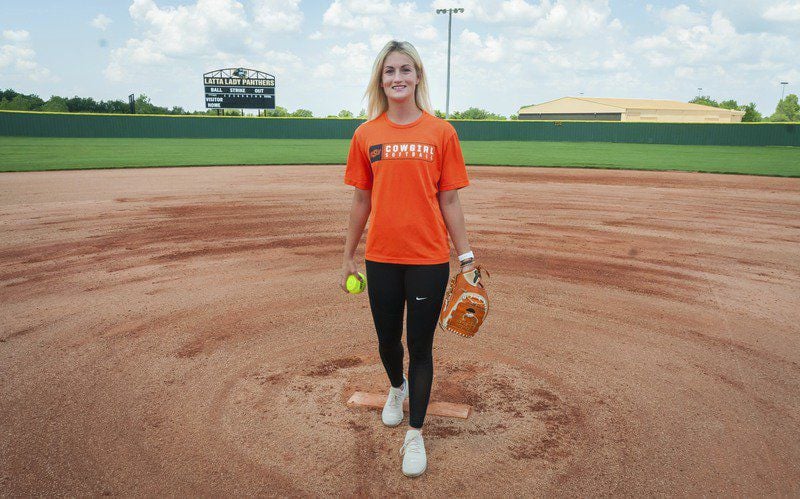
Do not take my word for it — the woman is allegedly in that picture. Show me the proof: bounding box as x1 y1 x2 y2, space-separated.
339 40 476 478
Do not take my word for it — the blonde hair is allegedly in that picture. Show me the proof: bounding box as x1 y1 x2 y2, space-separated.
364 40 432 120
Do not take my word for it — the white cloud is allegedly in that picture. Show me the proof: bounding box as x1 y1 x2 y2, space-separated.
105 0 303 83
511 38 555 54
431 0 543 23
444 1 627 77
313 63 336 78
0 29 51 82
633 10 793 67
215 50 303 77
3 29 30 42
322 0 391 31
320 0 436 39
91 14 113 31
660 4 705 26
762 1 800 21
458 29 504 63
330 42 371 74
674 66 695 79
431 0 611 30
368 33 393 51
533 1 612 39
128 0 248 56
602 50 629 70
621 7 797 109
419 26 438 40
252 0 303 31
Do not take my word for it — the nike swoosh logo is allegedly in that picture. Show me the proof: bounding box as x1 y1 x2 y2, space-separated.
415 297 428 301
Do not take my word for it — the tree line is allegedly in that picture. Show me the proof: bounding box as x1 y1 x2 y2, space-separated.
0 89 512 119
0 89 315 117
689 94 799 122
1 88 797 122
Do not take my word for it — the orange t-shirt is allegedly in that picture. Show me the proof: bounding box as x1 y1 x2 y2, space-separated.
344 111 469 265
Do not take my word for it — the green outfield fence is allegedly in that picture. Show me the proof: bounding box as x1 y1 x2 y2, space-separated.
1 110 797 146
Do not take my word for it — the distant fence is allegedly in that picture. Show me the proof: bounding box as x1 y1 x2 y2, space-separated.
1 111 797 146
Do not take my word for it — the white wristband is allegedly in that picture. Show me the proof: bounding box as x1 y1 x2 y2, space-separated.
458 251 474 262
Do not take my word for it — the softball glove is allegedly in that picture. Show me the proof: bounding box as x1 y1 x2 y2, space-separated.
438 266 489 338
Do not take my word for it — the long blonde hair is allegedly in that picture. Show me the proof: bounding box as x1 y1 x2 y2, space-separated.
364 40 432 120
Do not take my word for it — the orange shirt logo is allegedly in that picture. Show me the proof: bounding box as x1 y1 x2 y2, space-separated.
369 144 382 163
369 142 436 163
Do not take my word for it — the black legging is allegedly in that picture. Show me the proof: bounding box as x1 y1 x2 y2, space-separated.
365 259 450 429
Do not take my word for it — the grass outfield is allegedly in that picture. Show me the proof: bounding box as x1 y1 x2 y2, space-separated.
1 136 798 176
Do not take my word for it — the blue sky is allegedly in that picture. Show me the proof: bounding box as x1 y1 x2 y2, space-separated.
2 0 798 116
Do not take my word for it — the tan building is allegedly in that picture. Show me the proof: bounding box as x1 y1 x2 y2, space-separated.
519 97 745 123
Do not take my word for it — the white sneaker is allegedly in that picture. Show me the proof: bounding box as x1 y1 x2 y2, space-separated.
400 429 427 477
381 375 408 427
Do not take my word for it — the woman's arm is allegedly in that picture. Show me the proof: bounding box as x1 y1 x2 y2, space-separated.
340 187 371 292
438 189 474 271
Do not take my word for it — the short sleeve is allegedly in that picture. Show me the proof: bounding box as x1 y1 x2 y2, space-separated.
344 130 373 190
438 130 469 191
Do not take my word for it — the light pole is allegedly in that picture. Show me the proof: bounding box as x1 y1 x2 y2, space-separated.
780 81 789 101
436 7 464 119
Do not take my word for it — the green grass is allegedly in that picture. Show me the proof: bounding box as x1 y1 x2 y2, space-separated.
1 136 798 177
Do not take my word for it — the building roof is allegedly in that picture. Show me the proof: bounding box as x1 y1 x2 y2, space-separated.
520 97 744 115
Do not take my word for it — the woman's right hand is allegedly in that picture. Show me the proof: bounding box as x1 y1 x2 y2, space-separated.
340 258 360 293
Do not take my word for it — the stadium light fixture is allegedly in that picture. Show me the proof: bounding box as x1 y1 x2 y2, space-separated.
780 81 789 101
436 7 465 119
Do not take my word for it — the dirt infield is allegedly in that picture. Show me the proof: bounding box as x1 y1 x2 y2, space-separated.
1 165 799 496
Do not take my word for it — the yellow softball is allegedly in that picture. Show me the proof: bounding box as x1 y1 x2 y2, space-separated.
346 272 366 294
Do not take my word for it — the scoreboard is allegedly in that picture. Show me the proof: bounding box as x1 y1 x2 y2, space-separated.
203 68 276 110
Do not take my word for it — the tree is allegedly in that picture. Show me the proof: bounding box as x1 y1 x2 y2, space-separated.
690 95 764 122
357 108 367 118
40 96 69 112
105 99 131 114
133 94 152 113
769 94 799 122
67 96 103 113
0 88 208 115
690 95 719 108
131 94 174 114
263 106 289 117
450 107 506 120
1 89 20 102
0 95 28 110
741 103 762 122
0 93 44 110
291 108 313 117
337 109 354 118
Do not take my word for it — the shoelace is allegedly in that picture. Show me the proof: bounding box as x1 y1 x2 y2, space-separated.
389 391 402 406
388 384 405 407
400 434 423 456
